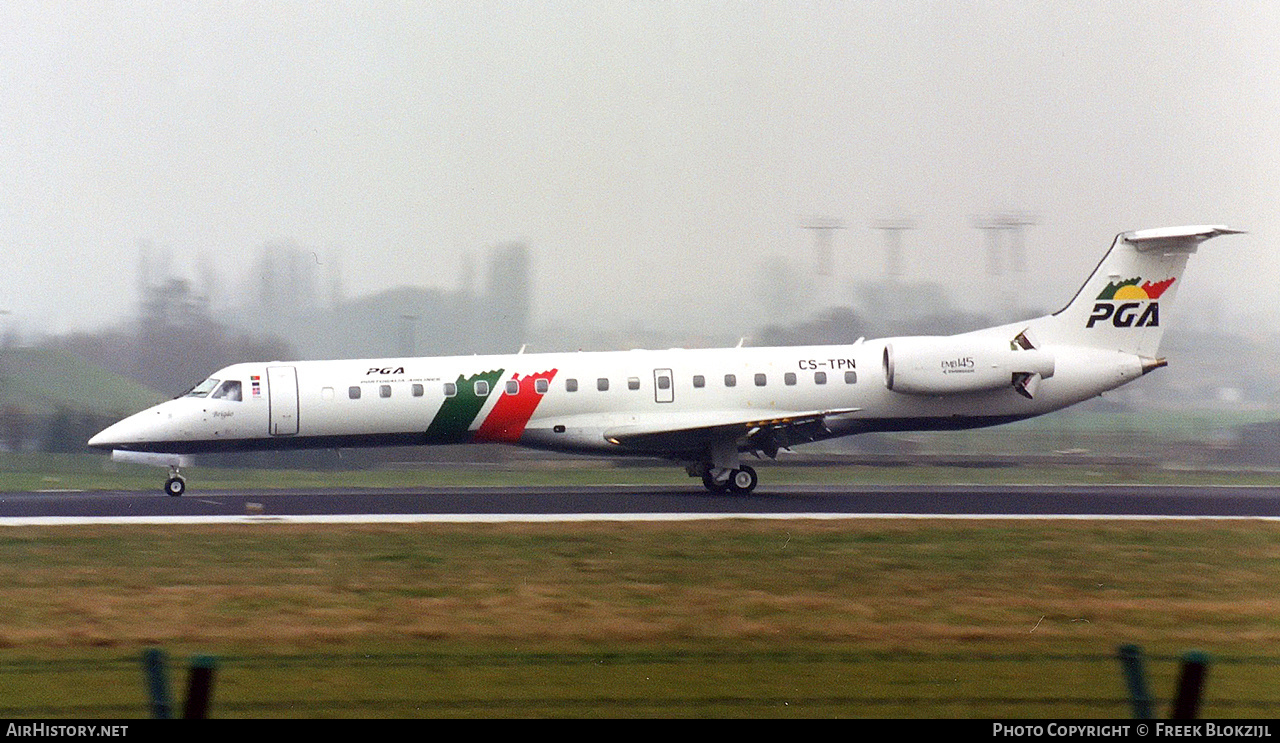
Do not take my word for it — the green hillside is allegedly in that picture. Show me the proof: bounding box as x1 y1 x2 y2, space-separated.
0 346 165 418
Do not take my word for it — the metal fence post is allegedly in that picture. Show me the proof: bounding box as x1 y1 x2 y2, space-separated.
183 655 218 719
142 648 173 719
1172 650 1210 719
1117 644 1154 719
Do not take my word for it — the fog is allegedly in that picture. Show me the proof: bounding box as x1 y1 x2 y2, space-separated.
1 2 1276 344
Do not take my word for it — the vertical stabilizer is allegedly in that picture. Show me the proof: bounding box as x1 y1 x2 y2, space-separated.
1039 226 1243 357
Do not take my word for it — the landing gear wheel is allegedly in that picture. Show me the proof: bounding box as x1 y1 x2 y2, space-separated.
701 470 730 493
164 476 186 497
728 465 758 494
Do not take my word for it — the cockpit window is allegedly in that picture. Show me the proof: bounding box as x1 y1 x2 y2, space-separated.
211 380 242 402
183 378 221 398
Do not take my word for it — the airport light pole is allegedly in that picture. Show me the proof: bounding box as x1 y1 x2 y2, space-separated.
801 216 846 310
872 218 917 280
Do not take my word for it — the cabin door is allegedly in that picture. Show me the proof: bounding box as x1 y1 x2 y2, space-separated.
267 366 299 436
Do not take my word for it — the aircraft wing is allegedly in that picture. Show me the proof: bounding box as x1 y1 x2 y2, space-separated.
602 407 861 458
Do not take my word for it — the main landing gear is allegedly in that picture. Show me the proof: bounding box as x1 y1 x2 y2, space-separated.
689 441 760 494
700 464 758 494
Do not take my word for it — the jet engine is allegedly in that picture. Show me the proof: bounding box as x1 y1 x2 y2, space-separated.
883 330 1055 399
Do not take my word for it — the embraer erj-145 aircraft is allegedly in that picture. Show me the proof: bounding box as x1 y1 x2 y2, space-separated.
89 225 1243 496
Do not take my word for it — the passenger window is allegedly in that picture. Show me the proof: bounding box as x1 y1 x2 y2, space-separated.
475 380 490 396
597 378 609 391
724 374 736 387
845 370 857 384
693 375 705 388
814 371 827 385
754 373 767 387
566 378 578 392
443 382 457 397
380 385 392 398
535 378 549 394
628 377 640 391
349 386 361 399
784 372 797 386
412 384 424 397
211 380 242 401
657 376 671 390
506 380 519 395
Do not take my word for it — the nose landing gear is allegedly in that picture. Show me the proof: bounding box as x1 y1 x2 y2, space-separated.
164 465 186 497
109 451 193 497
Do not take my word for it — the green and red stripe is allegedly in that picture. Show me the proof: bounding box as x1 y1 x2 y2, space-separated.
424 369 504 444
423 367 557 444
475 369 558 443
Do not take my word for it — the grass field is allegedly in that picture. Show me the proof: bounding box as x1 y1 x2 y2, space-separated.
0 518 1278 718
4 448 1280 493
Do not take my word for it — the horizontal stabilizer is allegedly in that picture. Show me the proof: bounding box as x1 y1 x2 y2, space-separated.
1125 225 1246 253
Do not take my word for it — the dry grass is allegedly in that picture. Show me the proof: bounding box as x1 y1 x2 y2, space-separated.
4 519 1280 717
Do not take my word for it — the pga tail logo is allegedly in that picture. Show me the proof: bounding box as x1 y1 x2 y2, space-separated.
1086 277 1175 328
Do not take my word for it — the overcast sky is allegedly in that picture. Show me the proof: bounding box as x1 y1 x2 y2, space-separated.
1 2 1275 341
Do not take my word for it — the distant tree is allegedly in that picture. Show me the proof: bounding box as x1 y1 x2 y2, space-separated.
0 404 31 452
122 278 295 394
41 407 91 453
52 329 140 383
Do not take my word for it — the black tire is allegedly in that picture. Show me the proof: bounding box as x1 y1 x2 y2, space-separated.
728 466 758 494
701 470 729 493
164 477 186 497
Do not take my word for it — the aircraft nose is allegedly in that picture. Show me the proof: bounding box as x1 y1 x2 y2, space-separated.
87 419 131 450
87 406 170 451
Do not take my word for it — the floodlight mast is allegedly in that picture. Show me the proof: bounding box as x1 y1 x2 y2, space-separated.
800 216 845 277
872 218 918 280
972 211 1038 276
972 211 1039 317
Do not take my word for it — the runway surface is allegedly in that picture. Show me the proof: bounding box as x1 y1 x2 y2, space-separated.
2 483 1280 523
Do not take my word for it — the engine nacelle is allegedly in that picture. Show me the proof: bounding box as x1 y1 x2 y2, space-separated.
883 337 1055 397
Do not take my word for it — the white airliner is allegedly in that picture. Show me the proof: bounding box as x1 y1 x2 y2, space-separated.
89 225 1242 496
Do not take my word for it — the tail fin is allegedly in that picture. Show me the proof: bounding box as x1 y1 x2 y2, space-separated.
1038 225 1244 356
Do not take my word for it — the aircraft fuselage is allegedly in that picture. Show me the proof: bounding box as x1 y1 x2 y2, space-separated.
87 225 1244 495
89 335 1140 458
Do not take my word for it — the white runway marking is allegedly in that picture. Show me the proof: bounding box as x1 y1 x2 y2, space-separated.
1 513 1278 526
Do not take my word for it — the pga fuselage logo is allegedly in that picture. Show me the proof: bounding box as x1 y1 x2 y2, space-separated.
1086 277 1174 329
